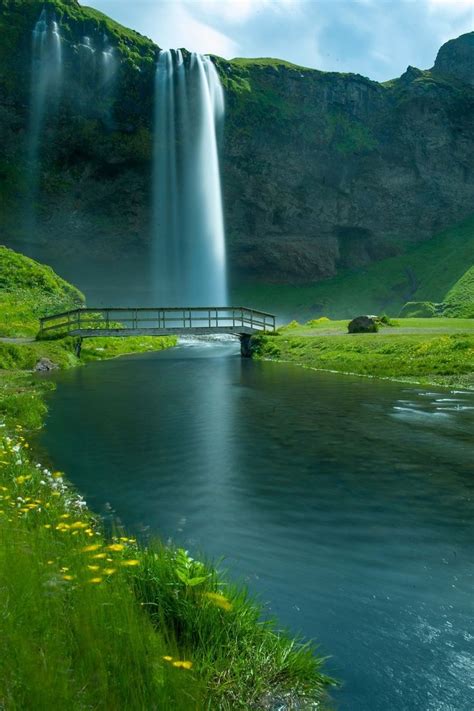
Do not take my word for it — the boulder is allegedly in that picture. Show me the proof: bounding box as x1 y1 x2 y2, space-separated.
348 316 378 334
35 357 59 372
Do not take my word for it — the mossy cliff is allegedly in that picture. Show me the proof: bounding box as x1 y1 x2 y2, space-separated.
0 0 473 294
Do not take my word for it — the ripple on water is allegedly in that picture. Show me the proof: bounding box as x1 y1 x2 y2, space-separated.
40 344 474 711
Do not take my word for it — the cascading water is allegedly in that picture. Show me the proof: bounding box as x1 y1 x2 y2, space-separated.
101 36 117 87
27 9 62 230
152 50 227 306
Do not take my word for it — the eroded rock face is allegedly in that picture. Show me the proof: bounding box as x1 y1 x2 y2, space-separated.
0 3 472 288
220 34 474 282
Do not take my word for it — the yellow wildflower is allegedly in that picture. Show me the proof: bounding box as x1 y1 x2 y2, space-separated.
172 661 193 670
103 568 116 576
91 553 107 559
120 559 140 567
107 543 124 552
87 565 100 571
81 544 101 553
56 523 70 531
162 656 173 662
204 592 233 612
63 575 75 581
70 521 88 530
88 577 103 584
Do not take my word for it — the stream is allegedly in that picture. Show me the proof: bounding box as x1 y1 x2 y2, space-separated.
41 338 474 711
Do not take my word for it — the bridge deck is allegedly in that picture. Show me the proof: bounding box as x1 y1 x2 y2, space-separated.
39 306 276 339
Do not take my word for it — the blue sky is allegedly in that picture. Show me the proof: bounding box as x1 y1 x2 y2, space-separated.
86 0 473 81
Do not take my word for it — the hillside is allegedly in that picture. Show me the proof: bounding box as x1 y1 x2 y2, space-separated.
0 246 84 337
0 0 473 300
234 216 474 321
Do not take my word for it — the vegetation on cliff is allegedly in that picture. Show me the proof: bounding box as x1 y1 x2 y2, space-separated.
0 248 335 709
234 215 474 321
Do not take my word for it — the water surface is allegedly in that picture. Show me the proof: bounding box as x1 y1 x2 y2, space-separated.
41 339 474 710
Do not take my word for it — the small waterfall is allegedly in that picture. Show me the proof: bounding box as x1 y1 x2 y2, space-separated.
26 9 62 231
152 50 227 306
101 36 118 87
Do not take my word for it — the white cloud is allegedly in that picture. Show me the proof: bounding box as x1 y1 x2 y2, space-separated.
84 0 239 56
158 3 239 55
428 0 473 8
85 0 473 81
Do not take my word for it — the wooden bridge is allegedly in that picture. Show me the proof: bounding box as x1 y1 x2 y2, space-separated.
39 306 276 356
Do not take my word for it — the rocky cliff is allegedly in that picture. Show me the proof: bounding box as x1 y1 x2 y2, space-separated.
0 0 473 297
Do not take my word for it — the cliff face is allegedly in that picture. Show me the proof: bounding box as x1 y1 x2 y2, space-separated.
0 0 473 292
220 54 474 281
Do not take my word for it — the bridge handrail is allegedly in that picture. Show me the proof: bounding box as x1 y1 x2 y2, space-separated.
40 305 275 323
39 306 276 335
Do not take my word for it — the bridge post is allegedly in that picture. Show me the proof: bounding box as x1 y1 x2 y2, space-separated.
240 334 253 358
74 337 83 358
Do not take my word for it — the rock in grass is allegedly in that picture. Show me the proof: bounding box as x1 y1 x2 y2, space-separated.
348 316 378 334
35 357 58 371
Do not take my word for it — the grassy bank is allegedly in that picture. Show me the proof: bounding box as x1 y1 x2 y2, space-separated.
251 317 474 390
0 248 335 708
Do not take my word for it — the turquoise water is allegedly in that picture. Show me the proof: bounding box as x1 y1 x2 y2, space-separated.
41 339 474 710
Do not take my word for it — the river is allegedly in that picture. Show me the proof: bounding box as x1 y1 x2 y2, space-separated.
41 338 474 711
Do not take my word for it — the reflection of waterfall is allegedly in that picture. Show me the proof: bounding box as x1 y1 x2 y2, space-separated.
152 50 227 306
27 9 62 232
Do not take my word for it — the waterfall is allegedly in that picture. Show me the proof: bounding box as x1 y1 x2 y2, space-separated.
101 36 117 87
152 50 227 306
26 9 62 231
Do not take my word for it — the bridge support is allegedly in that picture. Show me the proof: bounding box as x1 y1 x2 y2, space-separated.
240 334 253 358
74 337 83 358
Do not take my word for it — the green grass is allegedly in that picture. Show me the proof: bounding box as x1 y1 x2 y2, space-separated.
0 420 202 710
0 371 335 709
226 56 316 72
0 246 84 337
232 215 474 321
252 318 474 390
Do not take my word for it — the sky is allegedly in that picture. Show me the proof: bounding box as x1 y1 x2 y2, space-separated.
85 0 473 82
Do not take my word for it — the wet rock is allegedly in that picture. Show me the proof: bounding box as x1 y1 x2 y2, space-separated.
348 315 378 333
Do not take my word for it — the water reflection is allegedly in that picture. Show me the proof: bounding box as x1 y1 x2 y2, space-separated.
41 341 474 711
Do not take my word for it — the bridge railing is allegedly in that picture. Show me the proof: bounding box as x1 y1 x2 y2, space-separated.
39 306 276 336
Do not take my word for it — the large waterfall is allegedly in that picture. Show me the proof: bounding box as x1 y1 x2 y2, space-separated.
152 50 227 306
27 10 62 229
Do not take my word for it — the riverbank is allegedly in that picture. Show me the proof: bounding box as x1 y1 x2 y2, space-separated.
0 248 335 709
250 317 474 390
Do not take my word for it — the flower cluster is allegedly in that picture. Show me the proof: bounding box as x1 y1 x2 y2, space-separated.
162 656 193 670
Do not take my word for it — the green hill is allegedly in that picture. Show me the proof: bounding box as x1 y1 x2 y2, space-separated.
233 215 474 321
444 266 474 318
0 246 84 337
